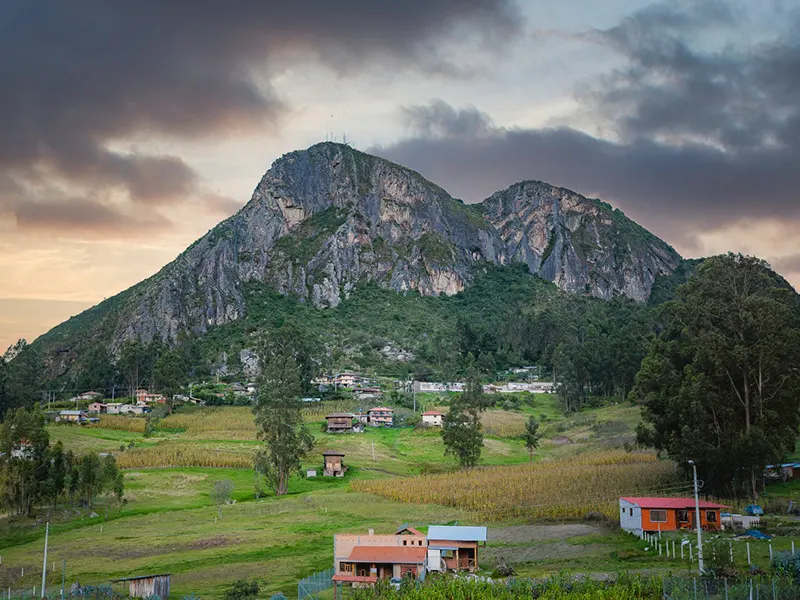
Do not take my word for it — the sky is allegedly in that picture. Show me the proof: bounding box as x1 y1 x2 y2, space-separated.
1 0 799 351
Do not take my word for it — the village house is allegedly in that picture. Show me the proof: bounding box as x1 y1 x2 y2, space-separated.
354 387 383 401
119 404 147 415
619 497 727 535
77 391 104 401
334 372 362 388
421 411 444 427
367 407 393 427
11 439 34 459
326 413 360 434
766 462 800 482
135 389 164 404
322 450 347 477
332 524 487 591
333 527 428 587
116 574 171 599
105 402 124 414
426 525 486 572
58 410 87 423
88 402 107 414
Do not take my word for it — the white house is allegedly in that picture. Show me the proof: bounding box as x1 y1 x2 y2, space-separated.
119 404 147 415
421 411 444 427
105 403 124 414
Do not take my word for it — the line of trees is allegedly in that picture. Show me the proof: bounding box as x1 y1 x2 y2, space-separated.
633 254 800 499
0 407 124 516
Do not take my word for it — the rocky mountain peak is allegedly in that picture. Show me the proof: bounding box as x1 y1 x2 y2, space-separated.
35 143 683 374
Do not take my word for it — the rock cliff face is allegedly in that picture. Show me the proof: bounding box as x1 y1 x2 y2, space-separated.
480 181 680 302
36 142 681 370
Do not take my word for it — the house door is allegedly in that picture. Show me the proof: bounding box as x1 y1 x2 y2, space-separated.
400 565 416 579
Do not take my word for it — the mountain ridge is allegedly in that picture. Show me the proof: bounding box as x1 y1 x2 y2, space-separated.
34 142 681 376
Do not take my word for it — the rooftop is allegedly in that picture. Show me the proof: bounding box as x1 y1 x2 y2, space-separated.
368 407 394 412
427 525 488 542
621 497 729 509
322 450 345 456
348 546 426 564
422 411 444 416
326 413 356 419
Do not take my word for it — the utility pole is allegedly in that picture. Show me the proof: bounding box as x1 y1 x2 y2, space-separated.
40 522 49 598
689 460 704 574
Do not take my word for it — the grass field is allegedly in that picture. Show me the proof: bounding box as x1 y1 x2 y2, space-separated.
4 395 798 599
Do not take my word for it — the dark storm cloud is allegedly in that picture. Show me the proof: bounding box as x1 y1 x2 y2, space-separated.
374 1 800 251
0 0 522 236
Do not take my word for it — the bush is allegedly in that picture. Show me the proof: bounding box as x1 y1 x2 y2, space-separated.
772 550 800 580
224 579 264 600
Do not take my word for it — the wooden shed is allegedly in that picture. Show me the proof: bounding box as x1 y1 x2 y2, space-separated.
323 450 347 476
117 574 171 599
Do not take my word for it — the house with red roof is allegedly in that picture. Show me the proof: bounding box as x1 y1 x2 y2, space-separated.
619 497 727 534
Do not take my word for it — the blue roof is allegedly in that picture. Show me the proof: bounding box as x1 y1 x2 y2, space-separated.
427 525 487 542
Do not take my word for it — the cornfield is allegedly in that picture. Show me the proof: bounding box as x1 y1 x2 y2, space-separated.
161 407 258 440
353 450 677 521
480 410 527 437
348 574 663 600
89 415 147 433
116 442 254 468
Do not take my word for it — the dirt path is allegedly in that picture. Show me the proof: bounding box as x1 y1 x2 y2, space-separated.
489 523 602 543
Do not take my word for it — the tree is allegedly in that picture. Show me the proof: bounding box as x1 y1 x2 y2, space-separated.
523 416 541 461
211 479 234 518
3 340 45 410
75 345 117 394
79 453 101 507
0 406 51 515
153 350 188 413
118 340 162 398
441 401 483 468
253 324 315 496
633 254 800 499
44 441 67 510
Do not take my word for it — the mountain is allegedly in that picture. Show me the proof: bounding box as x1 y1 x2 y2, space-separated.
35 142 681 375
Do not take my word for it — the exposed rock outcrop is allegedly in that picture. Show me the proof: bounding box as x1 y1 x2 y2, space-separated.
35 142 681 373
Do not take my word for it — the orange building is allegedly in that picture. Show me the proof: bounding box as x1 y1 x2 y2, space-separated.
620 497 727 534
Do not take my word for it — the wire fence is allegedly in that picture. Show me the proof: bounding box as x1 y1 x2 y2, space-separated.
298 567 335 600
663 577 799 600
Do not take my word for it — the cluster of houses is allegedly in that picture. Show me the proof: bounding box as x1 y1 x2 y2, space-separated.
314 372 377 390
332 524 487 590
55 389 170 423
412 381 554 394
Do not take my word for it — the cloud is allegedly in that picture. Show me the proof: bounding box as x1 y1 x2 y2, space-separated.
772 255 800 275
0 0 522 237
372 1 800 258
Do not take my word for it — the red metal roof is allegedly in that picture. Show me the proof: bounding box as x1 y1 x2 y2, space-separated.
396 526 424 536
621 497 728 509
368 407 394 412
332 574 379 584
348 546 426 564
422 411 443 416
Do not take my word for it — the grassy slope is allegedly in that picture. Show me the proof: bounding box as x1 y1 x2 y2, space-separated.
6 398 798 598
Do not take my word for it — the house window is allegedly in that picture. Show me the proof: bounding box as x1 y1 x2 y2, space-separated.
441 550 454 558
649 510 668 523
403 540 407 546
342 563 354 573
630 508 633 516
706 511 717 523
677 510 689 522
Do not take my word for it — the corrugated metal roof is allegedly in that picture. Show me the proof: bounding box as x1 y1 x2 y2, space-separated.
427 525 487 542
322 450 345 456
348 546 426 563
621 497 728 509
326 413 356 418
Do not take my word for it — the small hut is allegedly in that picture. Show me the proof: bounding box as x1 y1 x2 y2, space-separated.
116 574 171 599
323 450 347 477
